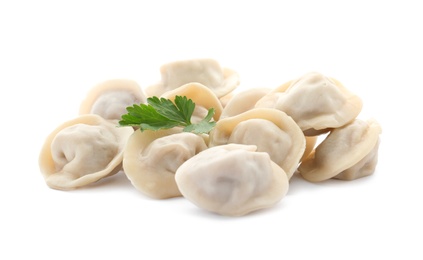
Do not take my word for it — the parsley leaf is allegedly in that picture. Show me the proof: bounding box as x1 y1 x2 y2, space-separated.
183 108 216 134
119 96 216 134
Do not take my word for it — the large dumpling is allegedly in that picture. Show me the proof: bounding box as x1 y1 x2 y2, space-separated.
175 144 289 216
255 72 363 136
209 108 305 178
39 114 134 190
298 118 382 182
123 129 208 199
146 58 240 98
79 79 147 120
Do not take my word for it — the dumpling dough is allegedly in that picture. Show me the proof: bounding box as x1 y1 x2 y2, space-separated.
298 118 382 182
209 108 305 178
220 87 271 119
161 82 223 122
175 144 289 216
255 72 363 136
218 91 235 108
301 136 318 162
146 58 240 98
79 79 146 120
39 114 134 190
123 129 208 199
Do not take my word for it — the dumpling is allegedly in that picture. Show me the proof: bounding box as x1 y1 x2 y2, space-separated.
332 139 380 180
255 72 363 136
218 91 235 108
209 108 305 178
220 87 271 119
39 114 134 190
161 82 223 122
145 58 240 98
79 79 147 120
175 144 289 216
298 118 382 182
123 129 208 199
301 136 318 162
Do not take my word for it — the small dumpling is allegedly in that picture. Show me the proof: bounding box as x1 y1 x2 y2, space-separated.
220 87 271 119
255 72 363 136
146 58 240 98
332 139 380 180
39 114 134 190
209 108 305 178
298 118 382 182
123 129 208 199
175 144 289 216
161 82 223 122
79 79 147 120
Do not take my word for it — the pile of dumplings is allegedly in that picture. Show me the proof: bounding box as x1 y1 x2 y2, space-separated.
39 58 382 217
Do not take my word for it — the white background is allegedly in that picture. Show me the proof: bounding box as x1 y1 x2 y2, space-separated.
1 0 422 259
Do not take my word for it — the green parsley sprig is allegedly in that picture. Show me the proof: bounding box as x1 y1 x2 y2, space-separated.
119 96 216 134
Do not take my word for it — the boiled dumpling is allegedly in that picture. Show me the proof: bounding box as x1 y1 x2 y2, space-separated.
301 136 318 162
209 108 305 178
255 72 363 136
332 139 380 180
298 118 382 182
39 114 134 190
123 129 208 199
220 87 271 119
161 82 223 122
79 79 146 120
146 58 240 98
175 144 289 216
218 91 235 108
